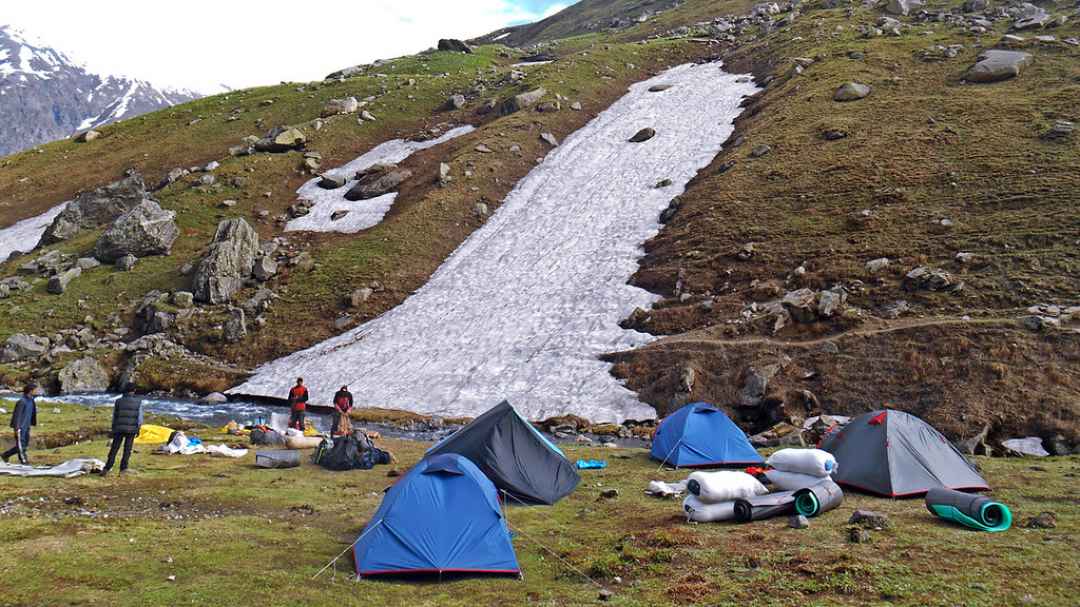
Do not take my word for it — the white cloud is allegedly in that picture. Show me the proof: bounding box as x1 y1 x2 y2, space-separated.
2 0 568 93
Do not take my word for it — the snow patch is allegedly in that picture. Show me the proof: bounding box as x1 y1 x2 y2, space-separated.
232 63 758 423
492 32 511 41
0 201 69 261
512 60 554 67
285 125 475 234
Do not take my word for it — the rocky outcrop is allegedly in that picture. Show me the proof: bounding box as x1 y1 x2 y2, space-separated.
0 334 49 363
38 171 149 246
46 267 81 294
58 357 111 393
193 218 260 304
321 97 360 117
834 82 871 101
253 127 306 153
499 88 547 115
437 39 473 53
93 199 179 262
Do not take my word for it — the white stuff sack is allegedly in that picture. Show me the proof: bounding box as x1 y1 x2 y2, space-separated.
686 470 767 504
683 495 737 523
766 448 837 477
765 469 832 491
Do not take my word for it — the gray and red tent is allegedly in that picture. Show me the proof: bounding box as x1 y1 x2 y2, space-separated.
820 409 989 497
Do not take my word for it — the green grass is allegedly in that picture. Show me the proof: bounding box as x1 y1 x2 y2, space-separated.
0 409 1076 606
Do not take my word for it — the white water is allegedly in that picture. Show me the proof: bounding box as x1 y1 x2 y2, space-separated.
0 201 68 261
285 125 475 234
233 63 757 423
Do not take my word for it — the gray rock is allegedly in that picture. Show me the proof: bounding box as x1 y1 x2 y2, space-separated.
76 257 101 271
783 288 818 323
903 266 963 292
345 164 413 201
866 258 890 273
540 132 559 147
1013 4 1052 30
648 84 674 92
75 129 101 143
885 0 923 16
350 287 374 307
445 94 466 110
93 199 179 262
849 509 890 529
252 256 278 281
318 174 347 189
242 288 276 316
817 289 847 318
1042 120 1075 141
330 210 349 222
116 254 138 271
360 110 377 122
58 357 110 393
570 101 583 111
47 267 81 294
848 527 872 543
200 392 228 405
171 291 195 308
223 308 247 343
19 250 72 275
437 39 473 53
834 82 872 101
499 88 547 115
193 218 260 304
40 171 149 246
1 334 50 363
788 514 810 529
738 365 778 407
254 127 306 153
750 144 771 158
964 50 1033 83
321 97 360 117
629 127 656 143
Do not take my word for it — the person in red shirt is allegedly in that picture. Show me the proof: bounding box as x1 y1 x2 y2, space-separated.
287 378 309 431
332 385 354 437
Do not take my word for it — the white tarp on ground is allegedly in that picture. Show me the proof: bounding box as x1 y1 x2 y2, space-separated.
233 63 757 423
285 125 475 234
0 200 67 261
0 458 104 478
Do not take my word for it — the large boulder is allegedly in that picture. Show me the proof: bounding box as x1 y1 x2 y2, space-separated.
39 171 149 246
885 0 923 16
321 97 360 117
834 82 872 101
0 334 49 363
437 39 473 53
344 164 413 201
253 127 306 153
499 88 547 115
47 267 81 294
903 266 964 292
782 288 818 323
964 50 1034 83
93 199 179 262
58 357 111 393
193 218 260 304
1013 4 1052 30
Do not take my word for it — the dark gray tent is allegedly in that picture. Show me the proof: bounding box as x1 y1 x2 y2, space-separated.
426 401 580 505
820 409 989 497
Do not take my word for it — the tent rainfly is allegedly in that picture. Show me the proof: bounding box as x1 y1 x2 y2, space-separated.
650 403 765 468
820 409 989 497
427 401 580 505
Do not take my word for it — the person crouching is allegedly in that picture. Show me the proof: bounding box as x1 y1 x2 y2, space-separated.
332 385 354 437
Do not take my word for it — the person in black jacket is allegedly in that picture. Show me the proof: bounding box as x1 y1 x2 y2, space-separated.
100 391 144 475
2 383 38 465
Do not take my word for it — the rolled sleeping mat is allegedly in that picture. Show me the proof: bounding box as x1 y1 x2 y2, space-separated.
733 491 796 523
793 479 844 518
256 450 300 469
925 488 1012 532
683 495 737 523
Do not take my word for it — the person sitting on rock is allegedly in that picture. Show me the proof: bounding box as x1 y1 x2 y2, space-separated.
100 390 143 475
2 383 38 465
287 378 309 432
332 385 354 437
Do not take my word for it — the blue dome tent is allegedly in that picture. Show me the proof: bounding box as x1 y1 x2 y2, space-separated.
352 453 520 578
650 403 764 468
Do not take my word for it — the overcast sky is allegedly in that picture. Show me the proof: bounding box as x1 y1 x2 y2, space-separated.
4 0 570 92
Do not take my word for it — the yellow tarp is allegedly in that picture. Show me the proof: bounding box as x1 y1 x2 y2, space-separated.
134 424 174 445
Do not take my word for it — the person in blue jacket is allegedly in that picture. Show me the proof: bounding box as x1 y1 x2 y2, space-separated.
2 383 38 465
100 390 144 475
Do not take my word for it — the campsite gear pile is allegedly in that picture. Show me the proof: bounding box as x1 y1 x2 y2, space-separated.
925 488 1012 532
314 431 393 471
651 403 764 468
154 430 247 458
820 409 989 496
682 471 768 522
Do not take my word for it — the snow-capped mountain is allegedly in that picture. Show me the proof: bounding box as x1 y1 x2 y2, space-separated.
0 25 203 156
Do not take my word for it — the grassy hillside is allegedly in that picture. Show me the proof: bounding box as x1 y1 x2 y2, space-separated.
0 403 1077 607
